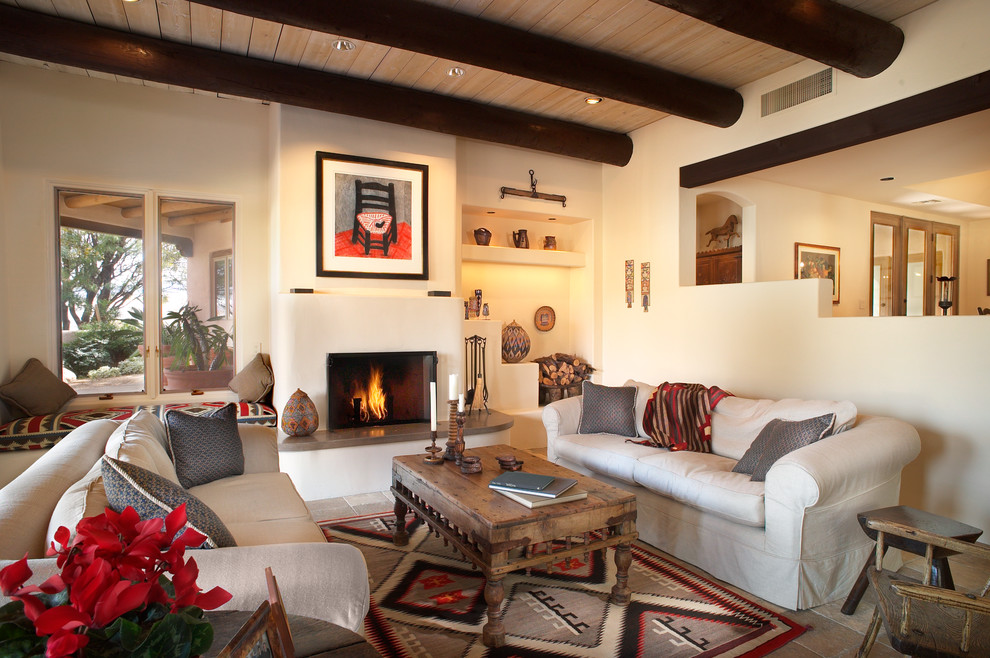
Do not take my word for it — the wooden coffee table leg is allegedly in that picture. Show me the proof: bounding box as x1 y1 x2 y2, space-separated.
610 542 632 605
482 577 506 647
392 497 409 546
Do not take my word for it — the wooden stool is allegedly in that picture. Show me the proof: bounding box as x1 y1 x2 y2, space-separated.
840 505 982 615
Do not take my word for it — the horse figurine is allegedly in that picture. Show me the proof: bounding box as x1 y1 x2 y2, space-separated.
705 214 741 247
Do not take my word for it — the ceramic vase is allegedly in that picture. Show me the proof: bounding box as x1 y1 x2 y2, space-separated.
501 320 531 363
281 388 318 436
474 227 492 245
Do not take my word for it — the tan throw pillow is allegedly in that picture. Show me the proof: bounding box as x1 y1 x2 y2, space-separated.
0 358 77 418
46 459 109 550
105 410 180 484
227 353 274 403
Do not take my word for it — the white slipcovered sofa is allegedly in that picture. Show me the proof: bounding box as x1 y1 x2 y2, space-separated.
0 413 370 633
542 381 921 610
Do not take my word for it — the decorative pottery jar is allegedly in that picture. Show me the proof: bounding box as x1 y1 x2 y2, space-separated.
501 320 531 363
543 235 557 250
473 227 492 245
512 229 529 249
281 388 318 436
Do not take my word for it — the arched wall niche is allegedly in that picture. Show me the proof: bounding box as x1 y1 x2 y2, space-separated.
685 190 755 286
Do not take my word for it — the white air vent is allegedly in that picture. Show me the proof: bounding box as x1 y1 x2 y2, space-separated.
761 68 833 117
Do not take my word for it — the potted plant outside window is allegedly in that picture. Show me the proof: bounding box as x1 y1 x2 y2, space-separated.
162 304 233 390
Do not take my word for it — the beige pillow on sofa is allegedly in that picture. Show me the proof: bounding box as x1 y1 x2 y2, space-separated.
46 459 109 550
0 358 77 419
104 410 179 484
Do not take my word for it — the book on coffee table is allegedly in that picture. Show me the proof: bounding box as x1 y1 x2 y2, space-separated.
494 486 588 509
489 476 577 499
488 471 556 492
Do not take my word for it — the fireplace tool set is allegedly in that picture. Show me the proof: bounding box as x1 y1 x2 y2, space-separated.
464 335 489 414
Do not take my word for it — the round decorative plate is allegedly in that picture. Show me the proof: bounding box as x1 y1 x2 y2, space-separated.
534 306 556 331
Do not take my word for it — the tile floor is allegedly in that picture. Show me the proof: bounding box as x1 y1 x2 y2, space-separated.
306 490 989 657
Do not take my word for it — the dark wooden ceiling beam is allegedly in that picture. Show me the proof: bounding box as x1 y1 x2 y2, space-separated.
652 0 903 78
192 0 743 128
0 5 632 166
680 70 990 188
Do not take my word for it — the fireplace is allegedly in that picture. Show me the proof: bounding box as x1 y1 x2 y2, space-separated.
326 351 437 430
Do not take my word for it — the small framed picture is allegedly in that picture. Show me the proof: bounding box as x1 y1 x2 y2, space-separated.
795 243 840 304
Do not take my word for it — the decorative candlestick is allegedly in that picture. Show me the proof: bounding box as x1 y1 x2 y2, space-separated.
444 399 459 461
424 430 443 464
454 410 466 466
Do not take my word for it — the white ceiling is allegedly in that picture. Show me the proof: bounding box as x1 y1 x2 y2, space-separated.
749 108 990 221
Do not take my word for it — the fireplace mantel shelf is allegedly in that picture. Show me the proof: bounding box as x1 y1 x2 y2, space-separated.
278 410 514 452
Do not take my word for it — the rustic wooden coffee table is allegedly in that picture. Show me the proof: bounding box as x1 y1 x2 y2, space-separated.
391 443 637 648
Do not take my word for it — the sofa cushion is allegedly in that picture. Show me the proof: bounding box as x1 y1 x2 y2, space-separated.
552 433 659 485
101 456 236 549
166 402 244 488
46 459 108 550
104 410 179 484
711 397 857 460
228 353 275 403
622 380 657 439
734 413 836 481
578 381 638 436
0 358 77 419
632 451 766 527
190 472 326 545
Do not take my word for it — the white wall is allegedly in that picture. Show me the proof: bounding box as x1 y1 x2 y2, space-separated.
0 64 271 397
603 0 990 529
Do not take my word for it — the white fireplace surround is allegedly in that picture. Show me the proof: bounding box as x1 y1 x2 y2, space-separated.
272 293 465 425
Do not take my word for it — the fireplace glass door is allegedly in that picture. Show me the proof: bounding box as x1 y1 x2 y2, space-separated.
326 351 436 430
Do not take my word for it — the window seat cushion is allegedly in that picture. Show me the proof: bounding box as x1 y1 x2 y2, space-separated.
0 401 277 452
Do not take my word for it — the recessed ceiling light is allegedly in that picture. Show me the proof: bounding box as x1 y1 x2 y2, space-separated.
332 39 355 51
584 97 603 105
914 199 943 204
548 217 557 221
880 176 895 181
447 67 465 78
486 211 495 215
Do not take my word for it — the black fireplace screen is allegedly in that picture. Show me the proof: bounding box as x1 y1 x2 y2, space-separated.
326 351 436 430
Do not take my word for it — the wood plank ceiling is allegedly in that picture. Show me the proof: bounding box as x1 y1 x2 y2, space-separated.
0 0 936 165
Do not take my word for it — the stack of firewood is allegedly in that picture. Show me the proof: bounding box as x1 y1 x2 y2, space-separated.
534 353 595 388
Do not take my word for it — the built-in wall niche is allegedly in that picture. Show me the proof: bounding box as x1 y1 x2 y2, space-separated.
696 194 742 285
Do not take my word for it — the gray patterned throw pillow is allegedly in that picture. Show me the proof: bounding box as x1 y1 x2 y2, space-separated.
101 456 236 549
577 381 638 437
165 402 244 488
732 413 836 482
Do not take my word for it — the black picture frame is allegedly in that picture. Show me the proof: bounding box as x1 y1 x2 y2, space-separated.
316 151 429 280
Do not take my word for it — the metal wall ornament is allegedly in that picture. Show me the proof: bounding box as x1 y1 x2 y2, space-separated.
499 169 567 207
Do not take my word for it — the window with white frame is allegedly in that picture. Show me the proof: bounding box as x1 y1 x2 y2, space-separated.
56 188 235 396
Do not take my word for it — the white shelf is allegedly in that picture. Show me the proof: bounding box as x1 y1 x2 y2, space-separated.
462 244 585 268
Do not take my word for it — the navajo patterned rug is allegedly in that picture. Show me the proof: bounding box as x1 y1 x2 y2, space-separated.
320 513 806 657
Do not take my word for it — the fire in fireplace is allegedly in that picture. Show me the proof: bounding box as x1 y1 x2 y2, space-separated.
326 351 437 430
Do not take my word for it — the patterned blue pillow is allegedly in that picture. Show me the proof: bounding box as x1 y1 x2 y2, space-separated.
733 413 836 482
165 402 244 488
577 381 638 437
101 456 236 549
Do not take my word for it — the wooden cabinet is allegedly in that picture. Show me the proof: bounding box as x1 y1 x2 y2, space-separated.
696 247 741 285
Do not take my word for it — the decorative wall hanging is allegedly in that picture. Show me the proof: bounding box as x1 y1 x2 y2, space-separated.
499 169 567 207
641 262 651 312
316 151 428 280
794 243 840 304
625 259 634 308
534 306 556 331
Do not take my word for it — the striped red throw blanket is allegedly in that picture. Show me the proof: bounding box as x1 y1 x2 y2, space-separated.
639 382 733 453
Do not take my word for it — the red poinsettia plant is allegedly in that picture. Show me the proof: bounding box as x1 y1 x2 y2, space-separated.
0 504 232 657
